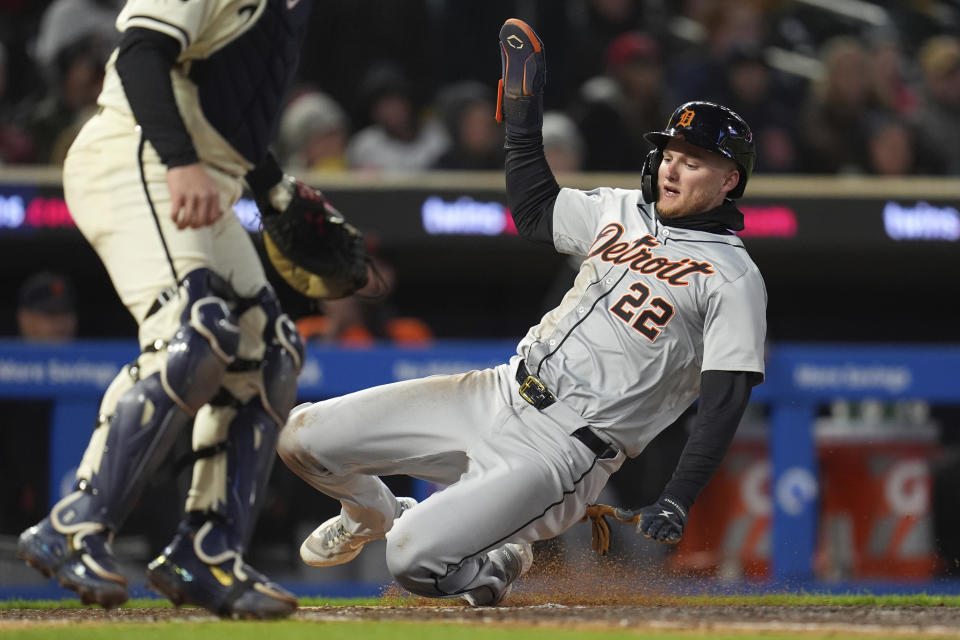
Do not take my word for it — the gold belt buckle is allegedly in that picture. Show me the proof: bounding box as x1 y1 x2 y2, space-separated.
519 375 546 405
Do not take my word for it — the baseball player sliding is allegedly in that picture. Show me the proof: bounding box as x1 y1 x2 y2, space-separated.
278 18 766 605
18 0 368 619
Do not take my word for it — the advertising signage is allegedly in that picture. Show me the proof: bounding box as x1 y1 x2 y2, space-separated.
0 173 958 251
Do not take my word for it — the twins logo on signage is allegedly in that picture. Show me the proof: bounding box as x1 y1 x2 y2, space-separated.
775 467 818 517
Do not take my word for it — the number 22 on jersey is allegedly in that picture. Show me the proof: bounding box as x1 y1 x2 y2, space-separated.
610 282 675 341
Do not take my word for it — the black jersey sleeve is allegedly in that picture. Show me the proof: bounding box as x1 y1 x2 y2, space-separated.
114 27 199 167
504 130 560 245
662 370 754 510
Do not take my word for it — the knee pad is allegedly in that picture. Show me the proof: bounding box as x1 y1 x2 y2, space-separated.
182 285 301 551
55 268 239 533
161 269 241 413
220 285 302 421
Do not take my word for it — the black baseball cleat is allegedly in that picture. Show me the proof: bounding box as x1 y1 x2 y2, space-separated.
146 521 297 620
462 542 533 607
18 518 129 608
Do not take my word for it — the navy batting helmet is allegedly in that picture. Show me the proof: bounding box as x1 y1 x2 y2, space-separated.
640 101 755 201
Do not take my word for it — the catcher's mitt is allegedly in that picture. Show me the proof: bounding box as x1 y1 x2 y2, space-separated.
258 177 368 299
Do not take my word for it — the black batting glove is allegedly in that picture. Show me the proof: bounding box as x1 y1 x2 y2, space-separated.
632 495 688 544
497 18 546 135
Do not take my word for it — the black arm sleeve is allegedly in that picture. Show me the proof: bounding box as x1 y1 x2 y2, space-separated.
114 27 198 168
504 130 560 246
244 151 284 198
662 370 754 510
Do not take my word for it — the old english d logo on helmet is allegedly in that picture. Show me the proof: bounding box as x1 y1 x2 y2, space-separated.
640 100 756 201
676 109 695 128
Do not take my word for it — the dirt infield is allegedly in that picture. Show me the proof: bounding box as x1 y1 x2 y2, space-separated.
4 552 960 636
4 600 960 637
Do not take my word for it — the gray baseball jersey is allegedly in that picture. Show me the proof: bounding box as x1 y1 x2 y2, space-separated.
518 186 766 457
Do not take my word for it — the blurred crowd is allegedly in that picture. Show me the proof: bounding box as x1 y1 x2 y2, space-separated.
2 0 960 176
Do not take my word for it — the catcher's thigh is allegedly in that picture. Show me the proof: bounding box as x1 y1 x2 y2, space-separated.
64 115 265 324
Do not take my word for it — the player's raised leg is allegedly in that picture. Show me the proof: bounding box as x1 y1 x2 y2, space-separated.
277 367 506 567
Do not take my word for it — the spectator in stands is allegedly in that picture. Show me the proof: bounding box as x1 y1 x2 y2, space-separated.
798 36 876 174
346 62 448 172
865 114 918 176
911 35 960 175
714 44 798 173
866 31 920 117
1 0 52 119
433 81 503 170
32 0 119 80
19 0 118 165
570 31 670 171
541 111 585 175
665 0 767 102
16 271 77 342
0 39 34 163
563 0 652 95
277 87 350 173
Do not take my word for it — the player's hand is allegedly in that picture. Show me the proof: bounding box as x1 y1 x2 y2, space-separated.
629 495 688 544
497 18 546 135
167 163 222 230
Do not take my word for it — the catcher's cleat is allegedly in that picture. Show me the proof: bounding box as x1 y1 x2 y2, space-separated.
462 542 533 607
18 518 129 608
146 522 297 619
300 497 417 567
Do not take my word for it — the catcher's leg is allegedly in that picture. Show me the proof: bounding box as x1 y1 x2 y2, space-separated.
17 268 239 608
147 285 301 619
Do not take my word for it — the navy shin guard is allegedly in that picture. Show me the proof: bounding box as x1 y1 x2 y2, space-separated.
57 269 240 533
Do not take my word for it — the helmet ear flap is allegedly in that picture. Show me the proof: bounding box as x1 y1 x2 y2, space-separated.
640 148 662 203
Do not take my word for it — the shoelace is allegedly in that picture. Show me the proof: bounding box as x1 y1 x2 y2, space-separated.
323 522 353 549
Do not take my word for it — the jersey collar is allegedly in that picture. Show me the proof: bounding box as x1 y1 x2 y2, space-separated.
654 199 745 234
638 200 748 248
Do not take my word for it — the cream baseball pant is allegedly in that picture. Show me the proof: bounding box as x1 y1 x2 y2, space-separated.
278 355 625 600
63 108 267 330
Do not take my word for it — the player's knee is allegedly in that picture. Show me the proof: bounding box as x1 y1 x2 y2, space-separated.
276 410 332 479
385 532 434 596
276 419 304 467
385 513 449 596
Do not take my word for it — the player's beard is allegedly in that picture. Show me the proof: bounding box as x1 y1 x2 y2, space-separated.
656 185 722 219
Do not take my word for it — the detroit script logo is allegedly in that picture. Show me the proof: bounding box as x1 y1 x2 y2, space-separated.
587 223 714 286
587 223 715 341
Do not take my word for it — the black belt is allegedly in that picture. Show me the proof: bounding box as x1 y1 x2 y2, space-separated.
571 426 618 459
516 359 556 410
515 361 617 458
